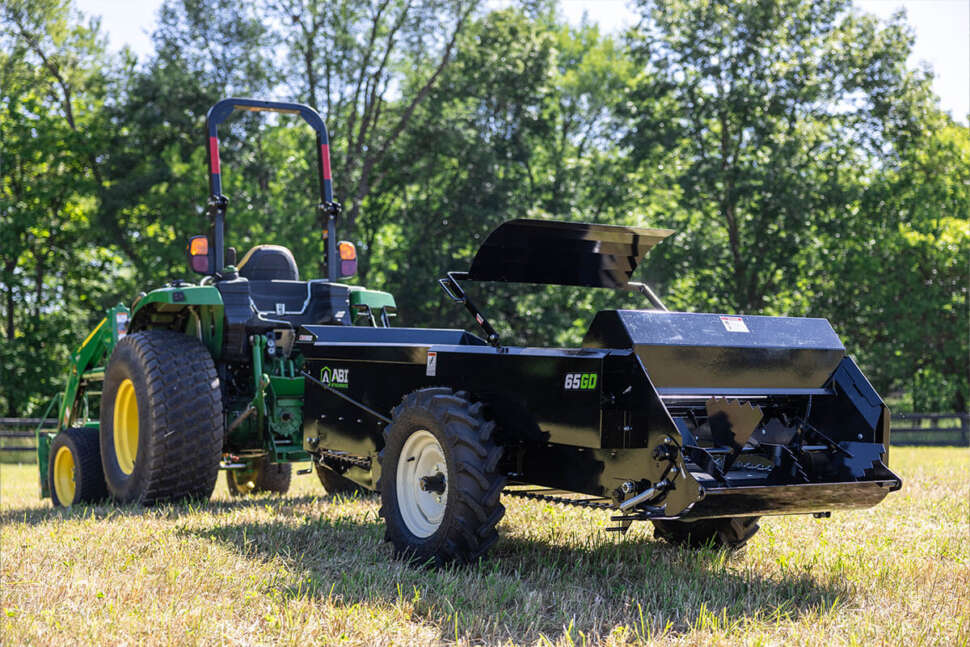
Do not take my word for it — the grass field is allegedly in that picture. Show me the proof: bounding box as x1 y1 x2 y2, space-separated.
1 447 967 646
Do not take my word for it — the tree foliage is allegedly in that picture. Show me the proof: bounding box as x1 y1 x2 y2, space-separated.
0 0 123 416
625 0 928 314
1 0 966 415
816 119 970 411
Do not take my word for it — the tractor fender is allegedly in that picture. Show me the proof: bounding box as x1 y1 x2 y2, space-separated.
129 285 224 356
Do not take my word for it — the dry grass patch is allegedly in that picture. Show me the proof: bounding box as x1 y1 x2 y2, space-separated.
2 447 968 645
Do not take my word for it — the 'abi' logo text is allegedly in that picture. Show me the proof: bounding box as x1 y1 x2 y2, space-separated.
320 366 350 389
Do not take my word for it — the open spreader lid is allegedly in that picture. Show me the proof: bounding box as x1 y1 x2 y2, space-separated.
465 219 674 288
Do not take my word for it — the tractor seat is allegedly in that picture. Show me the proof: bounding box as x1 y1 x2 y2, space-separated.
235 244 349 326
237 245 300 281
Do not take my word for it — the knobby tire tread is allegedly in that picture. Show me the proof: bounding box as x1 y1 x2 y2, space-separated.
651 516 761 551
102 330 222 505
50 427 108 506
378 387 506 566
315 462 366 495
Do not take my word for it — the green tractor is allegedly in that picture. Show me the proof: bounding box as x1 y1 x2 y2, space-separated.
39 98 392 506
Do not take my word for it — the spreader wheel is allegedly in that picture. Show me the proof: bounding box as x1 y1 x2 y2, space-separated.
379 388 505 566
651 516 761 551
315 462 366 496
100 330 223 505
226 457 292 496
49 428 108 507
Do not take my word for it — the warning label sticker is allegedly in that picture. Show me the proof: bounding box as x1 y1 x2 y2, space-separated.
426 351 437 376
115 311 129 338
720 316 750 333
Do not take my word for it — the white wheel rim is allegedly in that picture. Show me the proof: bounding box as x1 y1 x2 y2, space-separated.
396 429 447 538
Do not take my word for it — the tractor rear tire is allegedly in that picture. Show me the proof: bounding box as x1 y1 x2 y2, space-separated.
100 330 223 505
49 427 108 507
651 516 761 551
379 388 505 566
226 457 292 495
315 462 366 496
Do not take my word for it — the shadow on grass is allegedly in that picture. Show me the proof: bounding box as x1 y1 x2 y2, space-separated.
0 492 375 526
2 492 850 642
179 508 851 643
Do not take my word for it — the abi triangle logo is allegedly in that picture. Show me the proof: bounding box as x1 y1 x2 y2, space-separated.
320 366 350 389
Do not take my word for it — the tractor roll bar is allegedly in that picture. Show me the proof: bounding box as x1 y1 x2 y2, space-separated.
204 98 341 281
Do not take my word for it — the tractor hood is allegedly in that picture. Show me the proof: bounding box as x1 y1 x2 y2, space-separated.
583 310 845 395
465 219 674 288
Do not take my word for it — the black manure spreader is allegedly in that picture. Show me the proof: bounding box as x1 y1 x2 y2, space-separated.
38 98 901 565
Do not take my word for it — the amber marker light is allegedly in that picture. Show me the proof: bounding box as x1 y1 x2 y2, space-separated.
190 237 209 256
339 241 356 260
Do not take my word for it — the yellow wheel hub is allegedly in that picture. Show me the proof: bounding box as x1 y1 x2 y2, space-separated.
113 378 139 474
231 469 259 494
53 446 77 505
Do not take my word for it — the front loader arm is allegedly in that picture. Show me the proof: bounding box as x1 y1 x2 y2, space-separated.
57 304 130 432
38 304 130 498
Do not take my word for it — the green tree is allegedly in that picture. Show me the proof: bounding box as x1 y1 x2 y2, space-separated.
0 0 118 415
624 0 929 315
370 9 658 345
817 119 970 411
262 0 477 275
93 0 278 281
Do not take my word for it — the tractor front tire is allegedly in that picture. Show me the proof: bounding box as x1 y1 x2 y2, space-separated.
315 462 366 496
379 388 505 566
100 330 223 505
226 457 292 496
651 516 761 551
49 427 108 507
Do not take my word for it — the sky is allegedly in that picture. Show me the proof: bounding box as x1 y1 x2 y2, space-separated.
76 0 969 124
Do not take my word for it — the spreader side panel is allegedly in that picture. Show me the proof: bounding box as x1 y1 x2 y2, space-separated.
584 310 845 392
298 329 620 457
